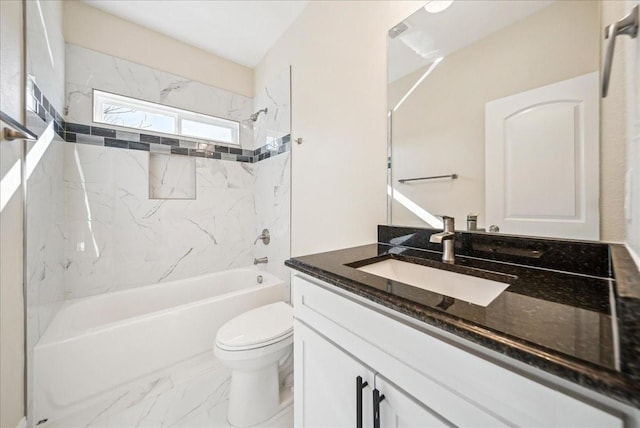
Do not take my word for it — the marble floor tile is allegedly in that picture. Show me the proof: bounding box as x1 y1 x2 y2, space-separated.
44 353 293 428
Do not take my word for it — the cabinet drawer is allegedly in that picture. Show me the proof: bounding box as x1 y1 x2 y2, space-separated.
293 274 623 427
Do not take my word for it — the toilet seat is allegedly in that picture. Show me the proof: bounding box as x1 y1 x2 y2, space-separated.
215 302 293 351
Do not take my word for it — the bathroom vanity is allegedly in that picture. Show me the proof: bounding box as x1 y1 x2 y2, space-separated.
286 226 640 427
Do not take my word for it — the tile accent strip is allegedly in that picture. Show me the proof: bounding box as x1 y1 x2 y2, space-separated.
27 78 66 141
27 79 290 164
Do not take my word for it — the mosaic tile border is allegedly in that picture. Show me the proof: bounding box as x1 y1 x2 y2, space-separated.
27 78 66 140
27 80 290 163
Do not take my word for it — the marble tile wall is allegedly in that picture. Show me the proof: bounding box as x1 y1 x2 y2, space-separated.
25 45 293 331
60 57 293 297
25 134 66 348
26 0 65 113
254 152 291 298
253 68 292 297
24 106 67 350
25 0 66 420
253 68 292 151
24 123 66 424
149 154 196 200
64 143 257 298
60 46 292 297
64 143 290 299
65 44 255 150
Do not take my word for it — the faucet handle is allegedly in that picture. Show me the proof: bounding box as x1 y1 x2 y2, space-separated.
436 215 455 231
254 228 270 245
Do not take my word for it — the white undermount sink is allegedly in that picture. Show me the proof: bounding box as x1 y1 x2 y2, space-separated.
356 259 510 307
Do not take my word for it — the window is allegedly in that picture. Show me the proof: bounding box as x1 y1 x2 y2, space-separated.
93 90 240 145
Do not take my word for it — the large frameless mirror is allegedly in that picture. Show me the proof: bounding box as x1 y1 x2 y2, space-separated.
387 1 610 241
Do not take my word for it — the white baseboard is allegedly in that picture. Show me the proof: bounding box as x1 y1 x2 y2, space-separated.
16 417 27 428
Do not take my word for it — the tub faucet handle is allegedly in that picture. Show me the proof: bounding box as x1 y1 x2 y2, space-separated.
254 229 270 245
254 257 268 265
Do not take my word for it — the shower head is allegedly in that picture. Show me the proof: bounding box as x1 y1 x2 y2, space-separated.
241 108 268 129
250 108 268 121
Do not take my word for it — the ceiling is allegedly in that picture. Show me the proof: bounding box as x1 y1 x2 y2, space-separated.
83 0 309 68
388 0 555 82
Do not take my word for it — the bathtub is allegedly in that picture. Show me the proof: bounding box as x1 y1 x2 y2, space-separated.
32 268 285 424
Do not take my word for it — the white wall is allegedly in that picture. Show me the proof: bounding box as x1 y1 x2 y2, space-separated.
63 1 254 98
601 0 640 263
622 0 640 261
0 1 25 425
601 1 634 247
255 1 425 256
626 0 640 260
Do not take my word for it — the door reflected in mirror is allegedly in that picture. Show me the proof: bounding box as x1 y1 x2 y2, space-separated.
387 0 606 241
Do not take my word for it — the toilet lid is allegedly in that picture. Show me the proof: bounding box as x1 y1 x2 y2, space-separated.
216 302 293 350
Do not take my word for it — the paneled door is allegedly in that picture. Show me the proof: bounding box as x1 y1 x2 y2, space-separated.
485 72 599 240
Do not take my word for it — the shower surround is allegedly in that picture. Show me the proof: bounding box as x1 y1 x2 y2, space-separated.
59 44 291 299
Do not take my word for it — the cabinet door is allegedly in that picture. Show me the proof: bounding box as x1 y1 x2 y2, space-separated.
295 320 375 428
376 375 453 428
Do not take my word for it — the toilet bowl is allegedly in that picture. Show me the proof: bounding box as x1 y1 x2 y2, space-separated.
214 301 294 427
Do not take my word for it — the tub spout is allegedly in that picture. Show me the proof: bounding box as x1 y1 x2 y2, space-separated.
254 257 268 265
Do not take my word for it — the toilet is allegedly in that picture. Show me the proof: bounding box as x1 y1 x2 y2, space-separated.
214 302 294 427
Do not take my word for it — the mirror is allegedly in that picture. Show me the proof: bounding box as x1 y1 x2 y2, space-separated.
387 0 613 241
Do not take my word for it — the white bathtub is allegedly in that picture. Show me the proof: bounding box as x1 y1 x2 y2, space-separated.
33 268 285 424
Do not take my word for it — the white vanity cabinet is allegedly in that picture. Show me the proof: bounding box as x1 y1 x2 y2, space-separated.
295 321 447 428
292 274 627 428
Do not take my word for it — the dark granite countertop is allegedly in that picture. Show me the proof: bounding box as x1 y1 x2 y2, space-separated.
285 226 640 409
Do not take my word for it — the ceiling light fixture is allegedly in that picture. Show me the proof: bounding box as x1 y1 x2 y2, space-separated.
424 0 454 14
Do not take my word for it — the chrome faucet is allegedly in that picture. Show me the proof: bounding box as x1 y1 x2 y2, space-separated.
430 216 455 263
254 257 268 265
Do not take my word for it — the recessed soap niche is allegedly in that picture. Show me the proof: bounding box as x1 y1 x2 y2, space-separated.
148 153 196 200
